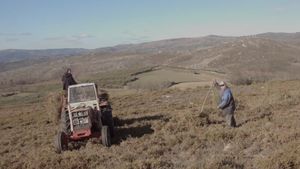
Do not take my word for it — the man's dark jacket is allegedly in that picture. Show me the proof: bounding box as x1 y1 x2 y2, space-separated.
62 73 77 90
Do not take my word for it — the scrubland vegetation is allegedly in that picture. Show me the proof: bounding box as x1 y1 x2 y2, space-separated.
1 33 300 168
1 75 299 168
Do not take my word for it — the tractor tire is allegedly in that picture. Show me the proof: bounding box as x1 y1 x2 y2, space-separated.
101 107 114 137
101 126 111 147
96 110 103 131
61 111 70 134
54 131 68 153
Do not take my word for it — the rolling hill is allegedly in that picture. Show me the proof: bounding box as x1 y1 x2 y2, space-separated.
1 32 300 169
0 32 300 87
257 32 300 47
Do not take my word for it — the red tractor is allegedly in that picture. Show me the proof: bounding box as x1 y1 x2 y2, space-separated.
54 83 114 153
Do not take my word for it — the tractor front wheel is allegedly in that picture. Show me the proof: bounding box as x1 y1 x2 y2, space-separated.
54 131 68 153
101 126 111 147
61 111 70 134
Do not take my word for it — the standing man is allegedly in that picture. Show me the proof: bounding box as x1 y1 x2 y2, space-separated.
214 81 237 127
62 68 77 95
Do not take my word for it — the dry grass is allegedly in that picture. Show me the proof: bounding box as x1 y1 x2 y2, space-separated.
45 91 63 124
1 80 300 169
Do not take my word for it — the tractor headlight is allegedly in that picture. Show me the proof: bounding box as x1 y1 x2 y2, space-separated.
82 117 89 124
78 117 89 124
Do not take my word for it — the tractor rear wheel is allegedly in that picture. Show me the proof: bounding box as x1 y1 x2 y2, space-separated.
101 126 111 147
101 107 114 137
54 131 68 153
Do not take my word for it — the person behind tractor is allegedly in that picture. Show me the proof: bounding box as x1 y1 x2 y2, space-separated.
62 68 77 93
214 80 237 127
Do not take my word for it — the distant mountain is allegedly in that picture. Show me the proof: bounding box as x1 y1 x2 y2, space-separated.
0 48 90 63
1 32 299 65
0 32 300 85
256 32 300 47
93 35 236 55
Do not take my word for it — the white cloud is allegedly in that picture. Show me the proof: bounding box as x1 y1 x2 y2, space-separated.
120 30 151 43
44 36 65 41
5 38 19 42
18 32 32 36
0 32 32 36
45 33 95 42
73 33 94 38
273 7 287 12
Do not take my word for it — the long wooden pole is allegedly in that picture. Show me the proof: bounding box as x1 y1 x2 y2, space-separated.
200 83 213 114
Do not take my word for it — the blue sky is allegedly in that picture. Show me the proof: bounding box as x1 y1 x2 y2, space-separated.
0 0 299 49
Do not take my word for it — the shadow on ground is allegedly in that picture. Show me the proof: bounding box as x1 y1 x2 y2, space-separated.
113 114 168 144
113 124 154 144
113 114 165 126
237 111 272 127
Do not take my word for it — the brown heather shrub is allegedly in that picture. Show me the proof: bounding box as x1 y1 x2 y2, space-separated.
256 141 300 169
229 70 271 85
1 80 300 169
45 91 63 123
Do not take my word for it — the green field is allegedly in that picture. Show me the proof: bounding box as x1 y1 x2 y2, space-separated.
127 67 225 89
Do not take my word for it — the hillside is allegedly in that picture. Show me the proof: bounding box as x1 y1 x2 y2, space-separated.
1 33 300 87
93 35 236 55
1 32 300 169
0 48 89 75
1 80 299 169
257 32 300 47
175 38 300 82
